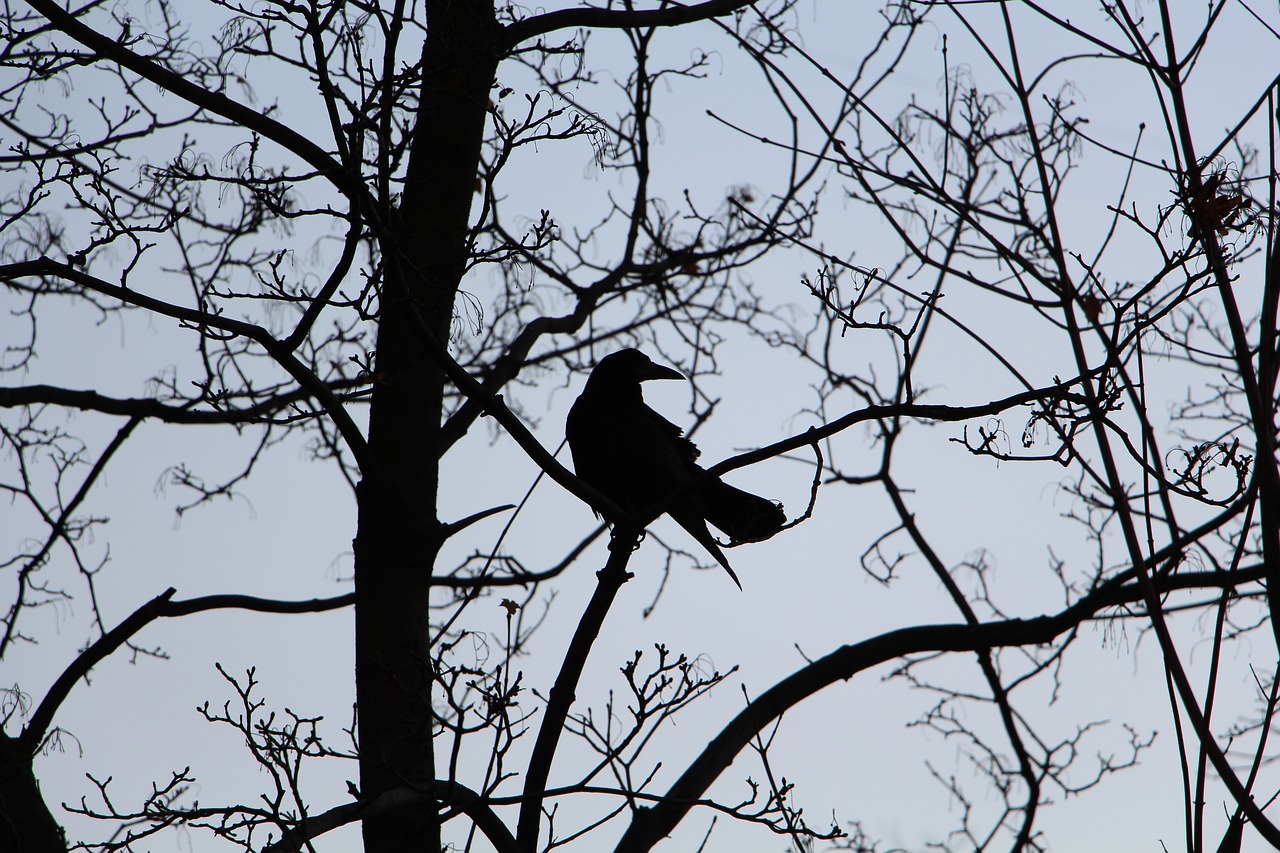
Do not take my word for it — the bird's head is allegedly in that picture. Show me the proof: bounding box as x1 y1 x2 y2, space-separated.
585 348 684 389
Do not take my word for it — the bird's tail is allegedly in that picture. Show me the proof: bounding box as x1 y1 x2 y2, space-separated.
667 505 744 588
700 479 786 543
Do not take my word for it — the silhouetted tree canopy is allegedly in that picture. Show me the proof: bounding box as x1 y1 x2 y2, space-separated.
3 2 1280 852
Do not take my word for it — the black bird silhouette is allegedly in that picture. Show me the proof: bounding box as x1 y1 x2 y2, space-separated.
565 348 785 587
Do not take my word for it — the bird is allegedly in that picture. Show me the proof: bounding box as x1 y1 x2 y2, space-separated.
565 348 786 588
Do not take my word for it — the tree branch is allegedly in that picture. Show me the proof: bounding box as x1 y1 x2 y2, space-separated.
0 258 371 470
163 592 355 618
0 382 367 425
706 373 1102 478
20 0 352 197
502 0 753 52
19 588 176 755
616 563 1270 850
19 589 357 755
262 781 518 853
516 528 638 850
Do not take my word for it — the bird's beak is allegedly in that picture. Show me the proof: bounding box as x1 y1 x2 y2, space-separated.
640 360 684 382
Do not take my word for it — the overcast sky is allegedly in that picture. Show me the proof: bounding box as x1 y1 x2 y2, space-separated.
7 2 1280 851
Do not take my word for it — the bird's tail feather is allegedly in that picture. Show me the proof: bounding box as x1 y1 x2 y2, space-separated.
700 479 786 543
671 511 743 589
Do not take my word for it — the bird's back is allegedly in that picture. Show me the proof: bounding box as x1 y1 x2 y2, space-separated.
566 390 696 515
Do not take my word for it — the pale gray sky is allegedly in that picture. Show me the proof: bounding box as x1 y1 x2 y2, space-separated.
7 2 1280 851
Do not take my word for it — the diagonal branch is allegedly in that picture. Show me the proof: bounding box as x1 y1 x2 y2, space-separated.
19 587 177 755
615 563 1271 851
516 528 638 850
1 415 141 658
19 588 356 755
706 373 1104 478
21 0 352 197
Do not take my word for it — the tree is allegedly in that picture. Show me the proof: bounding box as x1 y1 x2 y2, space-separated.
2 1 1280 852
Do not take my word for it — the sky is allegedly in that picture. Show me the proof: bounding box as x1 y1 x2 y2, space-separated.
6 1 1280 851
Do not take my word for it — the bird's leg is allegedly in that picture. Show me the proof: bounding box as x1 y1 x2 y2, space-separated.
607 524 645 553
601 524 641 581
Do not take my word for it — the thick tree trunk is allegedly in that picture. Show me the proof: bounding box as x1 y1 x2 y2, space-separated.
0 735 66 853
353 3 498 852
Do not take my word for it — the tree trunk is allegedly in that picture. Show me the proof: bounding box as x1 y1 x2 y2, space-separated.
0 735 66 853
353 3 498 852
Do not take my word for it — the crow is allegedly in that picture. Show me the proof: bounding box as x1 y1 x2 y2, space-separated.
565 348 785 587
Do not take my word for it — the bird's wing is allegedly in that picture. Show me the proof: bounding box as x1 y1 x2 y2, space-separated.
641 403 700 464
567 395 691 514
